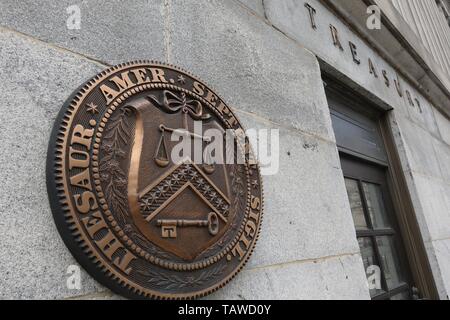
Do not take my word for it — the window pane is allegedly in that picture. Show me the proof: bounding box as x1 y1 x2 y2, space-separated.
362 182 391 229
345 179 368 230
376 236 407 290
358 237 384 297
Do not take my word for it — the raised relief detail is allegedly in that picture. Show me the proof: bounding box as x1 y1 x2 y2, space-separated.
47 61 263 299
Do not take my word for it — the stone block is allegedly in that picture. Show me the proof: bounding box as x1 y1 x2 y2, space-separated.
0 0 166 65
169 0 334 142
432 138 450 183
412 174 450 241
237 0 266 17
207 254 370 300
0 28 105 299
432 239 450 299
396 117 443 179
434 108 450 147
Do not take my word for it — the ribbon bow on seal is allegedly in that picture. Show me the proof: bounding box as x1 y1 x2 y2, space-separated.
148 90 211 121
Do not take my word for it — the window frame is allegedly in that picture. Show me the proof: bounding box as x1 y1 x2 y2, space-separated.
343 170 412 300
324 75 439 300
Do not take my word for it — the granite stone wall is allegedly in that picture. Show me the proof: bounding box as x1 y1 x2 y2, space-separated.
6 0 447 300
263 0 450 299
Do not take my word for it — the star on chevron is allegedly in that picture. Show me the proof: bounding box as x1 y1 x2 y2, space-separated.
86 102 99 114
164 180 175 191
140 198 153 212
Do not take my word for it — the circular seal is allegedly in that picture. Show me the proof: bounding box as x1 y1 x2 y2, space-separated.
47 61 263 299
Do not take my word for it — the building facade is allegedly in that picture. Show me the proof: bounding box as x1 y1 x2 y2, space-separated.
0 0 449 300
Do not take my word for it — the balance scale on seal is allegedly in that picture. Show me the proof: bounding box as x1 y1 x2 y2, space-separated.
150 102 223 240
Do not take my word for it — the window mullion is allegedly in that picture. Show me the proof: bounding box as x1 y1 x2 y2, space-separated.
358 180 390 296
357 180 374 230
372 235 389 295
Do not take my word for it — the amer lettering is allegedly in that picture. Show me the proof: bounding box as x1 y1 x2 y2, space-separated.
100 67 169 105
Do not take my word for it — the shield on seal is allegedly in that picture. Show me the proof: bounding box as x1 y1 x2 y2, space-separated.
125 90 232 261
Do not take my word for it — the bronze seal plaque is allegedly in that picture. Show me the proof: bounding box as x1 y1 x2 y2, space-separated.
47 61 263 299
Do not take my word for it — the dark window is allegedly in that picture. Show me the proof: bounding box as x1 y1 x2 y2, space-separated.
325 77 439 300
326 83 415 300
342 157 412 300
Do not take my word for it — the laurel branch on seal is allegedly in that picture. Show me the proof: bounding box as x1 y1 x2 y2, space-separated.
137 263 227 289
99 107 132 226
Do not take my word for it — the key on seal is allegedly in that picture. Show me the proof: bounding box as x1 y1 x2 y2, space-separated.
156 212 220 239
